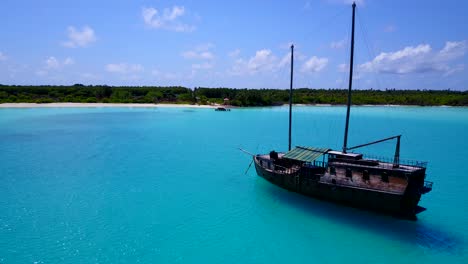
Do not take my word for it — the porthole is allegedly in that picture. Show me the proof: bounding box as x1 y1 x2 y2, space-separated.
363 170 370 181
382 172 389 183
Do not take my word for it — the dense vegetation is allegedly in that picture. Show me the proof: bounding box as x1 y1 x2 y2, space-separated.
0 84 467 106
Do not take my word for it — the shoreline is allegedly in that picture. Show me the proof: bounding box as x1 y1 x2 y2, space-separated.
0 103 217 108
0 103 463 108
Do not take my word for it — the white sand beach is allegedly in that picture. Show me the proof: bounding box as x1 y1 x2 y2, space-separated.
0 103 218 108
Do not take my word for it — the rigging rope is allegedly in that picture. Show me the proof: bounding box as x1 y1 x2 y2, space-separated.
354 9 405 154
356 10 385 91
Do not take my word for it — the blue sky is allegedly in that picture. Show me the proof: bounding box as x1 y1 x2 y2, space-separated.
0 0 467 90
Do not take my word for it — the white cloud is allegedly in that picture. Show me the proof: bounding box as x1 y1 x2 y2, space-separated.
338 63 348 72
439 41 467 60
230 49 277 75
229 49 298 75
36 56 74 77
142 6 195 32
247 49 277 72
182 50 214 60
182 43 215 60
142 8 159 26
330 39 346 49
192 62 213 70
62 26 96 48
359 40 467 75
301 56 329 73
443 64 464 76
63 57 75 65
105 63 144 74
228 49 241 58
45 57 60 69
278 52 291 68
165 5 185 20
296 51 308 62
0 52 7 61
45 56 74 70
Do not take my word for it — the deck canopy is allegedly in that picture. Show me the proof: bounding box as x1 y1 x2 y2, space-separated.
283 146 330 163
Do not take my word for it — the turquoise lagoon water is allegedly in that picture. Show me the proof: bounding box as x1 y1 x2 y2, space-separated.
0 106 467 263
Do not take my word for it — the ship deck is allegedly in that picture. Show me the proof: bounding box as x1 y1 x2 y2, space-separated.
256 154 410 195
329 159 425 173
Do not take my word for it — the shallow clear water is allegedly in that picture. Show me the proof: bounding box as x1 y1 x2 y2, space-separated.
0 106 467 263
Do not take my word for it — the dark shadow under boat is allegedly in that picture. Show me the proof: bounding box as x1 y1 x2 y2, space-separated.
253 178 460 253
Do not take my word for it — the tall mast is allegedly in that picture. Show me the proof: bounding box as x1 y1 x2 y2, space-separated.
288 44 294 151
342 2 356 153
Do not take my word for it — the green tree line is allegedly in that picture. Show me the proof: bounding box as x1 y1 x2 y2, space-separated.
194 87 468 106
0 84 467 106
0 85 192 104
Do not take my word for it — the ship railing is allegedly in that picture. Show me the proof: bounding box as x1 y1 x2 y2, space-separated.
304 160 328 168
256 156 300 175
331 154 427 168
420 181 433 194
362 154 427 168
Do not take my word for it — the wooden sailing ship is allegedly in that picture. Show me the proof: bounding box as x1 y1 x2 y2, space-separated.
253 2 433 219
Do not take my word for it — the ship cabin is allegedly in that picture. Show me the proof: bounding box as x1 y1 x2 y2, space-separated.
326 150 432 194
259 146 432 195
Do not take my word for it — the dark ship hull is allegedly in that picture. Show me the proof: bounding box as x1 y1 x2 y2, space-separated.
253 150 432 219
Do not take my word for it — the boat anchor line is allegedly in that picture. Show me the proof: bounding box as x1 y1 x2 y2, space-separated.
238 147 256 174
245 160 254 175
238 147 255 157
